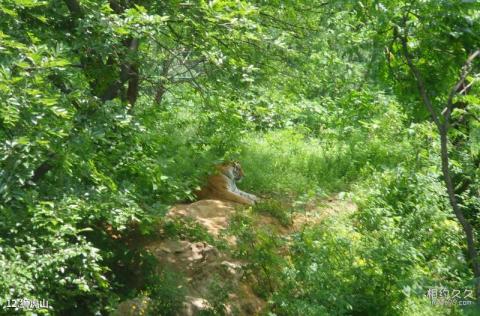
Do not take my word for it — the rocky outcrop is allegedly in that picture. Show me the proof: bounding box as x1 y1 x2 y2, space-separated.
112 196 356 315
113 199 264 316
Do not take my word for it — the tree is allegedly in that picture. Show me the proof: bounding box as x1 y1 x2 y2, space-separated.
364 0 480 299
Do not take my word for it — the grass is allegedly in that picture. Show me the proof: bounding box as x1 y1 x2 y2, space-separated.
238 128 409 197
252 198 293 227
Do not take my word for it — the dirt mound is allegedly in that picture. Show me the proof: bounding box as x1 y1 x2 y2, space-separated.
113 196 356 315
145 238 262 315
167 200 238 237
160 200 264 315
140 200 264 315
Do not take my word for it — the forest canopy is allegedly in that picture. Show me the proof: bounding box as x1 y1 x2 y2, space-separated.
1 0 480 315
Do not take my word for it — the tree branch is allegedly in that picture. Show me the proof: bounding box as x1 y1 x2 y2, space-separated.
444 49 480 126
398 27 441 128
100 38 140 103
63 0 83 18
396 14 480 298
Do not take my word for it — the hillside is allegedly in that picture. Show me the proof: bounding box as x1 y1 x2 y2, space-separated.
1 1 480 315
114 195 356 315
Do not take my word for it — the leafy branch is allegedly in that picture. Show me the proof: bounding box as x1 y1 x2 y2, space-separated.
398 19 480 299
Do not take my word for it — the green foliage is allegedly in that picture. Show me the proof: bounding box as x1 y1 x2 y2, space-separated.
198 277 234 316
269 165 469 316
228 211 286 298
0 201 111 315
253 199 292 227
160 217 229 251
145 268 186 316
239 93 409 195
1 0 479 314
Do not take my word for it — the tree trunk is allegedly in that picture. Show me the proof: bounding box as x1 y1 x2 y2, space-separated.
127 63 139 106
439 127 480 300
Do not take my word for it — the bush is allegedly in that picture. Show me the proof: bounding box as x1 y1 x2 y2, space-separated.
269 164 470 316
227 211 286 299
253 199 293 227
146 268 186 316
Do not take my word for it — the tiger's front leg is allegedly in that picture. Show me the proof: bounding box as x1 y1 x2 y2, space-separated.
237 190 258 204
222 190 256 205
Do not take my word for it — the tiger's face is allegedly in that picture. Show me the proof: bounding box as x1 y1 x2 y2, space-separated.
218 161 244 181
231 161 244 181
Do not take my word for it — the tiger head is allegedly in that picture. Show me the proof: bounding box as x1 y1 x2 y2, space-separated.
218 161 244 181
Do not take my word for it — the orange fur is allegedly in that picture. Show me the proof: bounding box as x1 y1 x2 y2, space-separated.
196 161 257 205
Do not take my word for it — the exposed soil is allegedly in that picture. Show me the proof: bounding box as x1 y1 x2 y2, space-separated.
113 196 356 316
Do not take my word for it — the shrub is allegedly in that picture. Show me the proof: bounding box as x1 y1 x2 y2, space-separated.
269 165 470 316
253 199 293 227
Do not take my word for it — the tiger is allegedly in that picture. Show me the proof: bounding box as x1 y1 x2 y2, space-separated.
196 161 258 205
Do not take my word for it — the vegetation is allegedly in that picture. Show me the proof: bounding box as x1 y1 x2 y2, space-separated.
1 0 480 315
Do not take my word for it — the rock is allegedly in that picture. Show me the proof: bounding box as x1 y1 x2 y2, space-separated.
221 260 243 276
181 296 211 315
112 296 150 316
135 199 266 315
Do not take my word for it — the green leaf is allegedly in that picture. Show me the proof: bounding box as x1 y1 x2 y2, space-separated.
13 0 46 8
50 106 70 118
43 58 71 68
0 104 20 126
39 97 58 106
0 6 17 17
